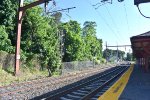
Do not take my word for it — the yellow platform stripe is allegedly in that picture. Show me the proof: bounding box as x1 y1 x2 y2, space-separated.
98 64 134 100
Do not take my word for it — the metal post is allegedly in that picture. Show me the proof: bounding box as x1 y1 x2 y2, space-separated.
15 0 24 76
117 45 118 62
14 0 52 76
93 57 95 68
106 41 108 63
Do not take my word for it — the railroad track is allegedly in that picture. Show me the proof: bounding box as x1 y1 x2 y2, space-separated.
0 65 116 99
43 65 130 100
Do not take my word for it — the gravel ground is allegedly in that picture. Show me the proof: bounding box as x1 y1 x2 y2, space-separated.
0 64 117 100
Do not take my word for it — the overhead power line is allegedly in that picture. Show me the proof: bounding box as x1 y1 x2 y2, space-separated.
47 7 76 13
87 0 122 43
123 2 130 36
92 0 112 9
104 5 126 42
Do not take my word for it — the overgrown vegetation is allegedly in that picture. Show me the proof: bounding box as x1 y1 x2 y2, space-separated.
0 0 134 86
0 66 49 86
103 49 125 62
0 0 103 76
103 49 134 62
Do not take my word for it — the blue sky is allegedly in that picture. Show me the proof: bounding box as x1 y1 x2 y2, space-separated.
47 0 150 52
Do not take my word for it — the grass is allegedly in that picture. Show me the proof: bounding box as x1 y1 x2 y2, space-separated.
0 62 114 86
0 66 49 86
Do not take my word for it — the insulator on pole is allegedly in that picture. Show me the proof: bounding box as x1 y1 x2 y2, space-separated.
44 1 49 13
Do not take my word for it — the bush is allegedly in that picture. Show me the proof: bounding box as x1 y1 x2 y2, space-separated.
100 58 106 63
95 59 101 65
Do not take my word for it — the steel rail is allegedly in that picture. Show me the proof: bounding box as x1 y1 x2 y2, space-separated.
0 67 109 96
81 66 128 99
44 65 128 100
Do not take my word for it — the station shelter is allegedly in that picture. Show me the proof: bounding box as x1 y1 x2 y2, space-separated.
130 31 150 72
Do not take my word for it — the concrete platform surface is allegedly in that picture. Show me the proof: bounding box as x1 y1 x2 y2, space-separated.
119 65 150 100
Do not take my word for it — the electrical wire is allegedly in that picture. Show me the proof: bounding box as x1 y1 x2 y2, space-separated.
96 11 122 43
47 7 76 13
92 0 112 10
104 5 126 42
94 3 107 9
123 2 130 36
137 5 150 19
87 0 122 43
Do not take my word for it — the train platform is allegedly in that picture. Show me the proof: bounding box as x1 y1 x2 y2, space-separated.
98 64 150 100
119 64 150 100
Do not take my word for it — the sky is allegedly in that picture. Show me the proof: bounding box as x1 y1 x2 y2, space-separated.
46 0 150 53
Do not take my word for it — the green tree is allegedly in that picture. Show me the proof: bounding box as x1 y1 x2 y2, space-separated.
21 5 61 76
0 25 13 52
103 49 112 60
103 49 125 62
82 21 97 37
82 21 102 60
118 50 125 60
0 0 104 75
61 20 84 61
0 0 18 46
0 0 17 27
126 53 132 61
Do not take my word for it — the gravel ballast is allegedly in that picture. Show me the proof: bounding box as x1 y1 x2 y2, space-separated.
0 64 117 100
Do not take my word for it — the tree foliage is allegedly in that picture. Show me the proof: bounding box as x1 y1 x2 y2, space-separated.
82 21 102 60
0 0 103 75
61 20 84 61
0 0 17 46
0 0 17 28
60 21 103 62
0 25 13 52
21 5 61 75
126 53 134 61
103 49 125 61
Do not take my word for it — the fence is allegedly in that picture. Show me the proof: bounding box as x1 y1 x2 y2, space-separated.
61 61 117 75
0 51 15 69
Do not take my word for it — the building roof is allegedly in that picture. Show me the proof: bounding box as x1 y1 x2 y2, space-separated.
130 31 150 58
131 31 150 40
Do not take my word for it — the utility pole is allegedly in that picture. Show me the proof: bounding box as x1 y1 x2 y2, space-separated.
15 0 52 76
15 0 24 76
116 45 118 62
106 41 108 63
